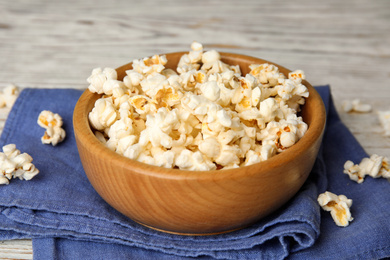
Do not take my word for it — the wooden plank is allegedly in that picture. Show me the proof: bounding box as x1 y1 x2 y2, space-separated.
0 240 32 260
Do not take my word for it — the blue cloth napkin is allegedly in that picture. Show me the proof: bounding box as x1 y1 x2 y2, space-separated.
0 86 389 260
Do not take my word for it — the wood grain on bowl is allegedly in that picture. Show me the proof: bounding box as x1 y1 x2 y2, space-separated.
73 52 326 235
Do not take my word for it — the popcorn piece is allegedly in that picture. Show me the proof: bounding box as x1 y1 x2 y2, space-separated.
378 110 390 137
343 160 364 183
342 99 372 113
177 42 203 74
249 63 284 86
0 176 9 185
132 55 167 75
175 149 216 171
87 67 117 94
154 85 183 108
201 50 221 64
202 59 231 75
180 69 207 91
102 79 126 96
288 70 305 83
259 98 284 123
198 81 220 102
150 147 175 168
359 154 390 179
89 98 118 130
0 144 39 185
257 116 306 152
343 154 390 183
41 126 66 146
214 144 241 168
198 137 221 159
129 95 157 115
0 84 20 108
276 79 309 111
318 191 353 227
140 73 168 98
37 110 63 129
123 70 144 92
37 110 66 146
138 107 180 149
94 131 107 144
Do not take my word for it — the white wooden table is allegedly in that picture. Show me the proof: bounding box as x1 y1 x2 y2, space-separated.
1 0 389 258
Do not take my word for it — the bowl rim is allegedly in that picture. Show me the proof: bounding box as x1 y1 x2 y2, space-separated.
73 52 326 181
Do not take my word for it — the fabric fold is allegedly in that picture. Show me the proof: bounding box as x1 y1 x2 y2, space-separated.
0 86 389 259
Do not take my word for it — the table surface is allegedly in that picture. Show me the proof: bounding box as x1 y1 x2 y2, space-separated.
1 0 389 258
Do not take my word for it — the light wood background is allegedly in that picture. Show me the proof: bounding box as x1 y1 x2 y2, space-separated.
1 0 389 258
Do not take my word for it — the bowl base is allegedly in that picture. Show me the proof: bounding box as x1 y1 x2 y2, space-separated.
134 220 245 236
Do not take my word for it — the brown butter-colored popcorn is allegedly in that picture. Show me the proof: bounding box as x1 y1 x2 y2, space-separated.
318 191 353 227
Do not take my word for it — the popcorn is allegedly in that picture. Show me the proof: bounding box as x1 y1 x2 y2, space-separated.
202 59 231 75
129 95 157 115
0 84 20 108
257 115 306 153
288 70 305 83
249 63 284 86
343 160 364 183
37 110 66 146
359 154 388 178
123 71 143 92
259 98 284 124
152 149 175 168
276 79 309 111
87 67 117 94
198 81 221 102
343 154 390 183
88 42 309 170
0 144 39 185
138 107 180 149
214 144 241 168
154 85 183 108
177 42 203 74
378 110 390 137
89 98 118 130
175 149 216 171
102 79 126 96
198 137 221 159
132 55 167 75
94 131 107 144
318 191 353 227
105 107 137 153
140 73 168 98
180 69 207 91
342 99 372 113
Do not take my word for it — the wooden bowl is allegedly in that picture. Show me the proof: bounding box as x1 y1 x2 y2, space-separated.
73 52 326 235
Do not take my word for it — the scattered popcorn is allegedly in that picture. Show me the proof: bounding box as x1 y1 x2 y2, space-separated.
318 191 353 227
343 154 390 183
0 84 20 108
378 110 390 137
341 99 372 113
0 144 39 185
343 160 364 183
87 42 309 170
37 110 66 146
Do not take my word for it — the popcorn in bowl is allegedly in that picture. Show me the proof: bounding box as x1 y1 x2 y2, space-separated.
87 42 309 170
